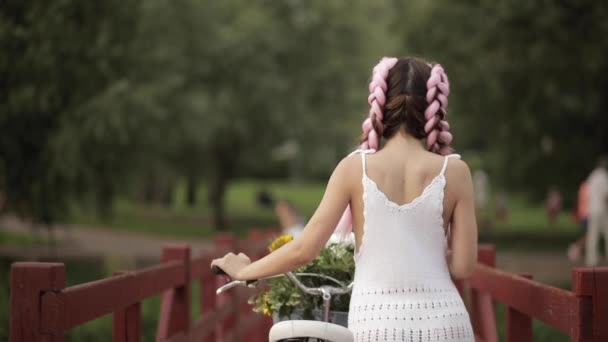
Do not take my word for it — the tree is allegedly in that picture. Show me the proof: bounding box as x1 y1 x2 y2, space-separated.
401 0 608 199
0 0 141 223
1 0 400 230
123 0 396 229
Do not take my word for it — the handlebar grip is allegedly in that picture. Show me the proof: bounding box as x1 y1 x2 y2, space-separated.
212 265 257 286
212 265 227 275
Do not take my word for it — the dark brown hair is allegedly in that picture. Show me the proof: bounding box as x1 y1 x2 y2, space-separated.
360 57 448 151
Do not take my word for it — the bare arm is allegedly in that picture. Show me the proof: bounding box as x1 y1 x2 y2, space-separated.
447 160 478 279
211 157 356 280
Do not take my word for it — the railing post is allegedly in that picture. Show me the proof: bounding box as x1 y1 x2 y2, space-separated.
199 250 216 342
157 244 191 341
113 271 142 342
10 262 66 342
470 245 498 342
243 229 269 342
506 274 532 342
215 233 236 342
572 267 608 341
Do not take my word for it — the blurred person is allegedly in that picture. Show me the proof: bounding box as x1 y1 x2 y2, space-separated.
214 57 477 341
275 200 305 238
473 169 491 228
567 180 589 262
585 156 608 266
257 190 305 237
545 187 562 226
495 192 509 223
473 169 489 209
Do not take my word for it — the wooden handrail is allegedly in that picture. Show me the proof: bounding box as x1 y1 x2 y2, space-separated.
9 228 277 342
464 244 608 342
10 236 607 341
470 264 579 335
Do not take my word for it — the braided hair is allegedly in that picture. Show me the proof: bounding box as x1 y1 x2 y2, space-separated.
334 57 455 241
359 57 453 154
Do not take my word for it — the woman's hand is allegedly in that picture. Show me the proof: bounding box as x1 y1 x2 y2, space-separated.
210 252 251 280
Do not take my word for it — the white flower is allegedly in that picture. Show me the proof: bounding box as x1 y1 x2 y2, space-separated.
326 232 355 247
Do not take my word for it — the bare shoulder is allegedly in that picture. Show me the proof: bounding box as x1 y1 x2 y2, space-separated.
446 158 473 189
334 153 362 177
448 158 471 175
325 152 363 193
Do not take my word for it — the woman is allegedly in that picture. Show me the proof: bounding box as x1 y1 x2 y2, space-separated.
212 57 478 341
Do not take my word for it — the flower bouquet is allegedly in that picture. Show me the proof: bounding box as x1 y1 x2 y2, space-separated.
249 234 355 325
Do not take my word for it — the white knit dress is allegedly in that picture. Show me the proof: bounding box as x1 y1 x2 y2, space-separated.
347 151 474 342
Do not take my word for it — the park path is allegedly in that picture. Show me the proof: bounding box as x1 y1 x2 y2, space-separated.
0 215 213 263
0 215 590 285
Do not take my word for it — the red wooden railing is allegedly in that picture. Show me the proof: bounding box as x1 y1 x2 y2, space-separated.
459 245 608 342
9 229 278 342
9 239 608 341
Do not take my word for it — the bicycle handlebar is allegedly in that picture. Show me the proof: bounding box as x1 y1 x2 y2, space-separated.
212 265 352 296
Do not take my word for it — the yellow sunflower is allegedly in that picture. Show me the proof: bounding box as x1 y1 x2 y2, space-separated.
262 292 272 316
268 235 293 252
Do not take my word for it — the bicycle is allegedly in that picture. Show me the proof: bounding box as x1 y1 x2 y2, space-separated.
213 266 354 342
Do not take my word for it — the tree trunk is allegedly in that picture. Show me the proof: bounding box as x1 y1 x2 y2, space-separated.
186 171 198 207
207 142 237 231
142 171 158 204
96 179 114 221
161 179 175 208
208 171 228 230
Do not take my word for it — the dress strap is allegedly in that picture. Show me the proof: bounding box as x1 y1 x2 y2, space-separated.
440 154 461 176
361 153 367 177
347 148 375 179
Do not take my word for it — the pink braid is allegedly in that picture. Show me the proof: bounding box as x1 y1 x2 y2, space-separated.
333 60 455 243
424 64 453 155
334 57 398 243
360 57 398 150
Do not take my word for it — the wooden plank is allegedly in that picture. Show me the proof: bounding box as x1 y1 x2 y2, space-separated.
189 256 208 279
113 271 142 342
54 261 183 330
198 252 216 342
157 245 191 341
10 262 65 342
234 314 268 342
160 331 187 342
470 264 576 334
506 274 532 342
214 234 236 342
112 301 142 342
592 268 608 340
39 291 66 341
572 267 608 341
187 313 219 341
470 288 497 342
477 245 496 267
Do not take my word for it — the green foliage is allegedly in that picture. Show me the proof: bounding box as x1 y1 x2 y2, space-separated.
0 0 140 222
0 0 398 228
0 230 45 246
250 242 354 319
3 0 606 229
402 1 608 199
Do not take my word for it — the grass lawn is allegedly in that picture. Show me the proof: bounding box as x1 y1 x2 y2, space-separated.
69 180 580 252
0 229 46 246
478 193 579 251
69 180 326 239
